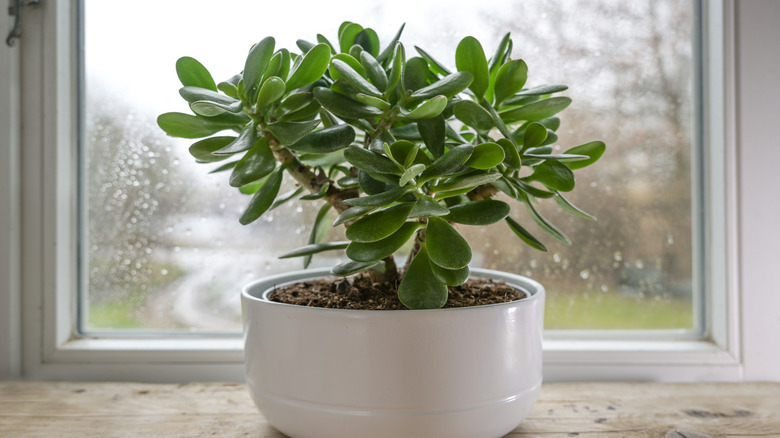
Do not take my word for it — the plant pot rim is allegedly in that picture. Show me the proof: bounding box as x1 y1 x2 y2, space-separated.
242 266 544 313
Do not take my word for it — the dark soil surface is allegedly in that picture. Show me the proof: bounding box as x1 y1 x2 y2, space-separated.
268 272 526 310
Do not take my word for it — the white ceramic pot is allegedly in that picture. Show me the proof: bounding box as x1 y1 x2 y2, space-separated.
242 267 544 438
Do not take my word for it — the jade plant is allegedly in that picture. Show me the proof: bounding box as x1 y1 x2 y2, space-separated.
157 22 605 309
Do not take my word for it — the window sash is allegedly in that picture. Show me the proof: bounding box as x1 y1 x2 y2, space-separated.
7 0 756 382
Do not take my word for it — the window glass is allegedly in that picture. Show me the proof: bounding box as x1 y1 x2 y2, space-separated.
82 0 694 332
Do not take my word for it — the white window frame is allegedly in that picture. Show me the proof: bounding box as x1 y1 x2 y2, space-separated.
2 0 778 382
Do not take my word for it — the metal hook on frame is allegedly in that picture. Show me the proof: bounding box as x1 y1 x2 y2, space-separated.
6 0 41 47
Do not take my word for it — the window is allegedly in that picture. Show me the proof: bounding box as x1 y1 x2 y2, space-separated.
8 0 780 382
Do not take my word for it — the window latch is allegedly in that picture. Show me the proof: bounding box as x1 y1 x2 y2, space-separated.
6 0 41 47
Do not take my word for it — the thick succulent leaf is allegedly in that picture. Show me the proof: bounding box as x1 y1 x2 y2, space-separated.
512 178 557 199
418 144 474 183
256 76 286 108
386 140 418 166
287 124 356 154
494 59 528 105
453 100 494 134
386 43 405 93
389 123 422 141
331 260 381 277
286 44 332 91
398 245 448 309
280 100 322 122
528 160 576 192
358 170 394 195
464 142 505 169
523 122 548 149
339 22 364 53
409 194 450 218
455 36 489 99
488 32 512 74
279 241 349 259
271 187 304 210
261 51 283 83
267 120 321 146
157 112 236 139
400 96 448 119
399 163 426 186
179 87 238 107
345 202 415 243
176 56 217 91
555 192 596 221
414 46 452 77
563 141 606 170
445 199 510 225
190 100 238 117
426 216 471 269
239 166 284 225
208 160 239 174
523 153 591 162
317 34 337 54
355 93 391 110
359 51 388 91
506 217 548 252
344 145 401 174
217 81 239 99
411 71 473 100
243 37 276 100
377 23 405 64
189 136 235 162
300 183 330 200
355 28 380 57
417 115 445 158
333 205 374 226
347 222 420 262
433 186 475 200
496 138 521 169
500 96 572 123
229 137 276 187
278 92 314 115
343 186 408 207
403 57 429 92
522 193 571 245
431 172 502 193
313 87 384 120
296 39 315 53
517 84 569 96
331 59 382 97
431 263 470 287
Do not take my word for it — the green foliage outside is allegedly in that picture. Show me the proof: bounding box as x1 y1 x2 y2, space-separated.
158 22 604 309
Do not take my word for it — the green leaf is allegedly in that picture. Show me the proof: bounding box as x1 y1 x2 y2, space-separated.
355 28 380 57
339 22 364 53
243 37 276 100
344 145 400 174
400 96 448 119
261 50 283 83
506 217 547 252
359 51 388 91
403 57 429 92
432 172 502 193
417 115 445 158
217 81 239 99
488 32 512 74
313 87 384 120
286 44 332 91
523 122 548 149
512 178 556 199
176 56 217 91
331 59 382 97
239 166 284 225
345 202 415 243
414 46 452 77
208 160 239 174
212 122 257 155
431 263 470 287
179 86 239 107
287 124 356 154
279 241 349 259
355 93 391 111
386 43 405 93
398 245 448 309
399 163 426 186
377 23 405 64
426 217 471 269
229 137 276 187
419 144 474 183
157 112 235 139
277 92 314 116
317 34 337 54
190 100 235 117
500 97 572 123
496 138 521 169
455 36 489 99
517 84 568 96
343 186 408 207
522 193 571 245
464 142 505 169
409 194 450 218
330 260 381 277
300 183 330 200
271 187 304 210
188 136 235 163
358 170 394 195
529 160 576 192
333 205 374 226
347 222 419 262
555 192 596 221
411 71 473 100
256 76 286 108
494 59 528 105
563 141 606 170
453 100 494 134
445 200 510 225
268 120 321 146
296 39 315 54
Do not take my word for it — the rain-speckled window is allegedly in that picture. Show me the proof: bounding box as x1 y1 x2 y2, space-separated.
81 0 697 332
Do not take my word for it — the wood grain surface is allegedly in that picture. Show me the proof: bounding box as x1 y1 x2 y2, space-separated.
1 381 778 437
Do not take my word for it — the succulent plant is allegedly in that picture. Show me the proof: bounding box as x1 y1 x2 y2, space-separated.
158 21 605 309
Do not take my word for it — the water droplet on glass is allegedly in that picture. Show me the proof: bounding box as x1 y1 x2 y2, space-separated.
579 269 590 280
667 233 674 245
613 251 623 262
553 253 561 263
529 259 538 269
600 284 609 293
161 269 168 276
635 260 644 269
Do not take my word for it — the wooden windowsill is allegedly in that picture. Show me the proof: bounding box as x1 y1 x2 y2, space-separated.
0 381 777 437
